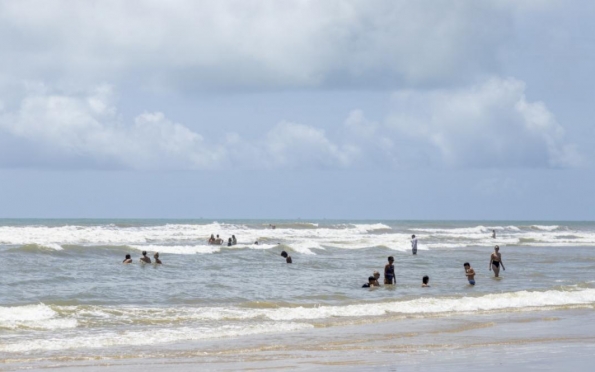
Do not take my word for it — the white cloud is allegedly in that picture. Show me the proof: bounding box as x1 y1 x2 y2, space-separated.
0 77 581 170
385 77 581 168
0 0 516 91
264 121 356 169
0 85 354 170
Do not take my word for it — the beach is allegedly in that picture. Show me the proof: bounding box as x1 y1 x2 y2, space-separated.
1 220 595 370
5 308 595 371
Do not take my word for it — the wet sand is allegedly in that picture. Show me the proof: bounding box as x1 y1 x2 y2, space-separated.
6 307 595 371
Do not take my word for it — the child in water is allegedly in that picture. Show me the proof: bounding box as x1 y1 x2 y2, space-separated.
372 271 381 286
362 276 377 288
422 275 430 287
384 256 395 285
464 262 475 285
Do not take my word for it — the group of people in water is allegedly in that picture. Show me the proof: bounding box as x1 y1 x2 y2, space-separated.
208 234 238 246
122 251 162 264
363 243 505 288
120 231 506 286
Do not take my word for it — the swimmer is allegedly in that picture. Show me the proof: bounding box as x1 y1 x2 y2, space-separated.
254 241 259 245
232 235 237 245
489 245 505 277
208 234 215 244
411 234 418 255
362 276 377 288
422 275 430 287
384 256 395 285
153 252 162 264
464 262 475 285
227 238 232 247
123 254 132 264
281 250 292 263
215 235 223 245
140 251 151 264
372 271 381 286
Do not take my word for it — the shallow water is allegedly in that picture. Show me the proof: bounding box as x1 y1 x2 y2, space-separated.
1 219 594 362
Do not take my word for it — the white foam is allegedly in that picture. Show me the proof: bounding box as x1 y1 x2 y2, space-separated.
37 288 595 324
0 304 77 330
531 225 560 231
2 288 593 351
352 223 392 232
260 288 595 320
0 322 312 353
1 222 593 255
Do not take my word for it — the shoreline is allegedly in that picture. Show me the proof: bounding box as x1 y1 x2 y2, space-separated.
5 307 595 371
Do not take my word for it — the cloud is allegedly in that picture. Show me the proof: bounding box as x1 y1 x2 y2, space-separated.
0 84 353 170
264 122 357 169
0 84 221 169
0 77 581 170
0 0 516 91
385 77 581 168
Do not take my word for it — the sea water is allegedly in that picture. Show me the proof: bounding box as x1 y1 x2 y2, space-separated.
1 220 594 363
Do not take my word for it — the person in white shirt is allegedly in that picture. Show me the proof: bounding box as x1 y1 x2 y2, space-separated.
411 235 418 255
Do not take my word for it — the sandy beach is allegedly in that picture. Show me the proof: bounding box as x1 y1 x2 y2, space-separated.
5 306 594 372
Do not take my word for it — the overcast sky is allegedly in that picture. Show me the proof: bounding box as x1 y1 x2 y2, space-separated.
0 0 594 220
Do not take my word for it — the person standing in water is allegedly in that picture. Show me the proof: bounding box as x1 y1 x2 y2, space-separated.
489 245 505 277
232 235 237 245
422 275 430 287
384 256 395 285
281 251 292 263
140 251 151 264
215 235 223 245
464 262 475 285
492 229 496 239
411 235 418 255
153 252 162 264
123 254 132 264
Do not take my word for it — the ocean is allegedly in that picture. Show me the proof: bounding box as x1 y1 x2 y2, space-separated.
1 219 595 370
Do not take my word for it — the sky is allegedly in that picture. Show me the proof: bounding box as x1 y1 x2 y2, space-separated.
0 0 594 220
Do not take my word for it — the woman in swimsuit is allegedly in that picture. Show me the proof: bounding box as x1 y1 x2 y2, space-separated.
489 245 505 277
384 256 395 285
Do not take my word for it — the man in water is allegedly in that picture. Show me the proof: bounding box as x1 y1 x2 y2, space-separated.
215 235 224 245
281 250 292 263
489 245 505 277
372 271 381 286
411 235 418 255
153 252 162 264
122 254 132 264
384 256 395 285
362 276 377 288
140 251 151 264
422 275 430 287
464 262 475 285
